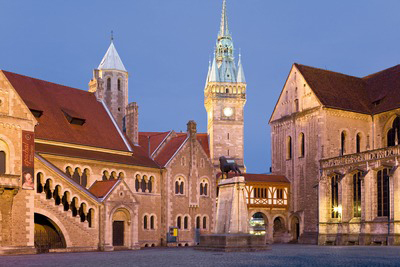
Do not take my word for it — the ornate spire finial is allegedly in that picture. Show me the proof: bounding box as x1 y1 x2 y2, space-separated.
218 0 230 39
111 30 114 43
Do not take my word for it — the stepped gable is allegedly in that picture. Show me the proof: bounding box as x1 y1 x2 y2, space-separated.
362 64 400 114
2 70 129 151
89 180 119 198
217 173 289 183
36 143 159 168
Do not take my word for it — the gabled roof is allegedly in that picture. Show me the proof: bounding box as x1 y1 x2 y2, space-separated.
154 133 187 166
89 179 119 198
1 70 129 152
217 173 289 183
139 131 211 167
294 63 371 114
98 42 126 71
139 131 171 156
292 63 400 115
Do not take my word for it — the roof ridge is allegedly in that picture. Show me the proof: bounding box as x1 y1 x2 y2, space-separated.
1 70 93 95
362 64 400 80
294 63 362 80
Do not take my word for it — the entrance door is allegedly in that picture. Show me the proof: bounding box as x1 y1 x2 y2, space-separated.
113 221 124 246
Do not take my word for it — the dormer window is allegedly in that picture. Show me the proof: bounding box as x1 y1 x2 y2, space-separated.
30 109 43 118
62 110 85 126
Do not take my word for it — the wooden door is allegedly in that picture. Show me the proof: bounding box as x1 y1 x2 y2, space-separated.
113 221 124 246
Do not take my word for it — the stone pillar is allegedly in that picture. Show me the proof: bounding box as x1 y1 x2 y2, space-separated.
215 176 248 234
125 102 139 146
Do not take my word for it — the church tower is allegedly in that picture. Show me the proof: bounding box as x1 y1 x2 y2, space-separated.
89 35 128 130
204 0 247 170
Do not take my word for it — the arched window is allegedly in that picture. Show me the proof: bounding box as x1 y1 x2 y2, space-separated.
0 151 5 174
107 78 111 91
340 131 346 156
387 117 400 147
177 216 182 229
141 176 147 192
110 171 117 180
200 179 209 196
286 136 292 160
175 177 184 195
36 172 44 193
44 179 52 199
62 191 70 211
81 169 89 188
226 88 229 93
72 168 81 184
150 215 155 230
202 216 207 230
79 203 86 222
65 166 73 178
148 176 154 193
135 175 140 192
53 185 61 206
377 168 390 217
144 215 148 229
71 197 78 217
299 133 305 157
353 171 362 217
117 79 121 91
196 216 200 229
102 171 109 181
356 133 361 153
184 216 188 230
331 174 339 218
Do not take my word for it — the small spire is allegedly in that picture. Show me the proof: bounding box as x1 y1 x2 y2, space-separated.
218 0 230 39
111 30 114 43
209 53 220 82
237 52 246 83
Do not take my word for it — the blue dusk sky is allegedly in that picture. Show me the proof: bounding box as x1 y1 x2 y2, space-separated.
1 0 400 173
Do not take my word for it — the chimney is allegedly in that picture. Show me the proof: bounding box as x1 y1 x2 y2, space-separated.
126 102 139 145
187 120 197 140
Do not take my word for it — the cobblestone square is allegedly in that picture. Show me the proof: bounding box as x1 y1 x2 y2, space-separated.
2 244 400 267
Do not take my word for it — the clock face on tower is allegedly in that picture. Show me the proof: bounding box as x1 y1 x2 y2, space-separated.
223 107 234 117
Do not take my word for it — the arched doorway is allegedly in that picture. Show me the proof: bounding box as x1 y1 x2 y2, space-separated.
34 213 66 253
290 216 300 242
112 208 131 248
273 217 287 243
249 212 267 236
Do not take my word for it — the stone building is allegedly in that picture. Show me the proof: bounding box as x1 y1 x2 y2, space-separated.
270 63 400 245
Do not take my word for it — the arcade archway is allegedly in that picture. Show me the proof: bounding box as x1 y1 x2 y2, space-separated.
34 213 66 252
249 212 268 236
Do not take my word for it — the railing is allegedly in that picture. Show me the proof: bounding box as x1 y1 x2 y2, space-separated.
320 145 400 169
0 173 20 188
245 185 289 209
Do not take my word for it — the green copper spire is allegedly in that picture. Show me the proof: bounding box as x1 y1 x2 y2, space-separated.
218 0 230 39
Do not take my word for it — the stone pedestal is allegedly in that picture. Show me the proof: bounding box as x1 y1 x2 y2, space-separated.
197 176 269 252
215 176 248 234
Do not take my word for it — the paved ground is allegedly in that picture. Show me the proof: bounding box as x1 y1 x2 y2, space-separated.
1 244 400 267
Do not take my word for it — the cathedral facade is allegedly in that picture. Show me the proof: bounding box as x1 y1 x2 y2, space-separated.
270 63 400 245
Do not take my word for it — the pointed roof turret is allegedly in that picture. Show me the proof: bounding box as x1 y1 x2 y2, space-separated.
98 40 127 72
237 54 246 83
218 0 230 39
208 54 220 82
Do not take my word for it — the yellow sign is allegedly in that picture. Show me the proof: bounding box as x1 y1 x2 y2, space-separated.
173 228 178 237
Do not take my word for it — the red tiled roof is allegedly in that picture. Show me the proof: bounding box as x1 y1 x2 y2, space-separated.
36 143 160 168
89 180 119 198
217 173 289 183
294 63 400 115
139 132 171 156
154 134 187 166
1 70 129 151
294 64 371 114
197 133 210 157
